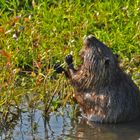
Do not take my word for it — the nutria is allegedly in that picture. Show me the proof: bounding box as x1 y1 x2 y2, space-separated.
55 35 140 123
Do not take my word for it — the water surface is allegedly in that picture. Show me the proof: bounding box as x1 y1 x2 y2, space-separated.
1 106 140 140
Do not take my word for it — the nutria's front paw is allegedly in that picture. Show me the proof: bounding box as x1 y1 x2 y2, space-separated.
65 54 73 65
54 62 64 73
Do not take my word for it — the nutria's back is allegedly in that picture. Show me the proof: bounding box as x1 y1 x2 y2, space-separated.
63 35 140 123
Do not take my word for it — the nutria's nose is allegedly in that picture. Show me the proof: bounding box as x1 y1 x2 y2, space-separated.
86 34 94 39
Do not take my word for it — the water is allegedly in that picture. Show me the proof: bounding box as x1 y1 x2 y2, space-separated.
1 106 140 140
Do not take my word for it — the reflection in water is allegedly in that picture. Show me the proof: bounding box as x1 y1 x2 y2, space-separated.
0 105 140 140
73 119 140 140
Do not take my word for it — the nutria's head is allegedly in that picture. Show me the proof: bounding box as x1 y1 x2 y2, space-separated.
79 35 118 88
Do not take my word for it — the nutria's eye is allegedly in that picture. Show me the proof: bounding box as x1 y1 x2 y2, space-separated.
104 57 110 66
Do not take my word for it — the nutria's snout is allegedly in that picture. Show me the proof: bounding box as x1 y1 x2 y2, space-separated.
80 35 96 60
84 35 97 47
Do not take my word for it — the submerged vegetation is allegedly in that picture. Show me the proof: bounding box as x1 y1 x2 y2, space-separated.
0 0 140 134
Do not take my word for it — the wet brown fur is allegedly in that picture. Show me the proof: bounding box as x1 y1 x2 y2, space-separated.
66 35 140 123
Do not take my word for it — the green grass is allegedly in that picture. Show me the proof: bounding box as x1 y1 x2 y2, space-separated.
0 0 140 126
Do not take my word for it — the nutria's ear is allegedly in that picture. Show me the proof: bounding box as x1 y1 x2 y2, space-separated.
104 57 110 66
115 54 119 59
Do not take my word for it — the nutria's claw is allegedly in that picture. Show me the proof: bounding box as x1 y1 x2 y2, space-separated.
54 62 64 73
65 54 73 65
